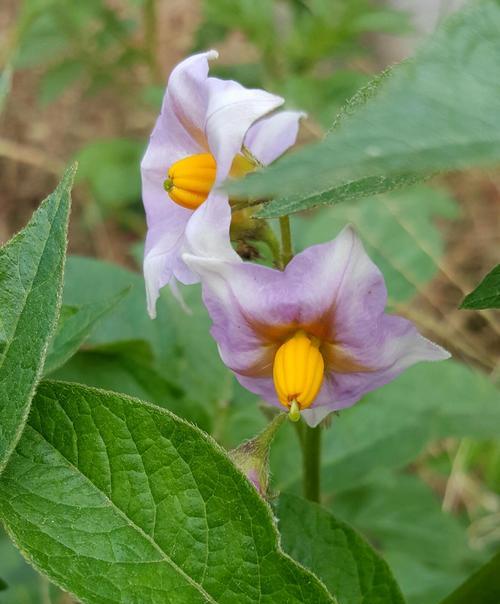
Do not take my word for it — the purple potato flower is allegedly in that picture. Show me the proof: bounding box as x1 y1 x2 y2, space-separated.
141 50 305 317
184 226 450 426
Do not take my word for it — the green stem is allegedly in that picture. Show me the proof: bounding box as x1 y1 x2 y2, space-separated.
260 223 281 268
302 424 321 503
279 215 293 268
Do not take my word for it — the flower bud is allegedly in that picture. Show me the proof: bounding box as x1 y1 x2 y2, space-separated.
229 413 286 496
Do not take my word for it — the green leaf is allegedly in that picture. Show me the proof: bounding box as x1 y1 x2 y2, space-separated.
75 138 143 209
0 165 75 473
276 494 405 604
0 381 334 604
460 264 500 310
63 256 232 407
51 341 212 433
271 361 500 495
63 256 172 363
257 173 426 219
439 551 500 604
332 474 484 604
231 1 500 214
0 577 7 590
44 288 130 374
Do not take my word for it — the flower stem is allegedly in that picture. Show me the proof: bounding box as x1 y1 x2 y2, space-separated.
261 222 282 268
302 424 321 503
279 216 293 268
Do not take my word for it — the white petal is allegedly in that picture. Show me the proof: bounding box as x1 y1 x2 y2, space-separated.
205 78 284 181
244 110 306 166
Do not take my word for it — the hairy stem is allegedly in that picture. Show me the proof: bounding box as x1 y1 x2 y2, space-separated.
302 424 321 502
279 215 293 268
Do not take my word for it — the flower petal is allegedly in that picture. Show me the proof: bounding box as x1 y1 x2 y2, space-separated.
182 253 279 374
143 204 194 319
184 190 240 263
186 225 449 425
141 51 217 177
294 226 451 425
141 52 219 316
244 110 306 166
205 78 284 181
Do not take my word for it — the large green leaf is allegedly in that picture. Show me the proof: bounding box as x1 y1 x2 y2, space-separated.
63 256 172 362
52 340 212 433
230 1 500 215
63 256 232 406
0 381 335 604
276 494 405 604
0 165 74 472
439 551 500 604
332 474 484 604
271 361 499 494
460 264 500 310
44 288 130 375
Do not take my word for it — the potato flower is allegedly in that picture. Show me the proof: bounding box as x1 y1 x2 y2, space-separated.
141 50 305 317
184 226 450 426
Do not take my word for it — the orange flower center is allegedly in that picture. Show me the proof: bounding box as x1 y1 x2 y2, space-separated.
272 330 325 421
164 152 255 210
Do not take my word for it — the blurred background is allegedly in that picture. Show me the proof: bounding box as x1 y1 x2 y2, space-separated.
0 1 499 603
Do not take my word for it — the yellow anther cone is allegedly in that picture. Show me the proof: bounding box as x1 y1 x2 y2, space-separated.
164 153 216 210
273 331 325 419
164 152 256 211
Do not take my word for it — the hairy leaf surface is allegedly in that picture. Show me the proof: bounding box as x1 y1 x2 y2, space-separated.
230 1 500 214
0 381 335 604
0 166 74 472
277 494 405 604
44 288 129 374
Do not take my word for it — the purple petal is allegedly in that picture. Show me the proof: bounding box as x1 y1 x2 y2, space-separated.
182 253 277 374
244 110 306 166
205 78 284 181
185 226 449 425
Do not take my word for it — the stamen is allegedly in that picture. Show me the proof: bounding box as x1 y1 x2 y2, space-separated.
164 151 258 210
165 153 216 210
273 330 325 415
